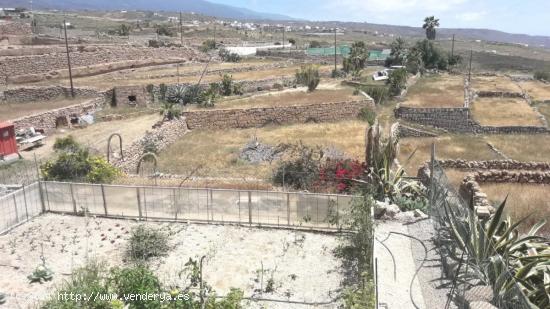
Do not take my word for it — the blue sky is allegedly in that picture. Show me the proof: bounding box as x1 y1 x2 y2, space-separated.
211 0 550 36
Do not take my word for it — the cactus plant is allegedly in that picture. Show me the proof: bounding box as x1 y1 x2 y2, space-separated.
28 265 54 284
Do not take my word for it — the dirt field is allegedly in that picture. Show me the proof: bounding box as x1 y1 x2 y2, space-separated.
398 135 500 177
485 134 550 162
402 74 465 108
157 121 367 178
24 113 161 161
0 214 343 309
0 98 96 122
518 80 550 101
471 97 543 126
471 75 522 93
480 183 550 236
206 87 360 111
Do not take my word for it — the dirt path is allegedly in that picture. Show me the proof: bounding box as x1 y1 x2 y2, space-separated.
22 113 161 162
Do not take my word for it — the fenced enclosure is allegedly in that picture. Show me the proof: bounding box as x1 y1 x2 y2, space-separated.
1 181 355 234
0 182 42 234
428 157 534 309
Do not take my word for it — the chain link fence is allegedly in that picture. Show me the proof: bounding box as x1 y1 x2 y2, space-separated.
429 156 533 309
0 182 42 234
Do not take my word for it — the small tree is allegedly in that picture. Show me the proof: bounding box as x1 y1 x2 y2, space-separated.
156 24 174 36
200 39 217 52
423 16 440 40
534 71 550 82
385 37 407 66
386 68 408 96
118 24 131 36
296 65 321 92
221 74 234 96
219 48 241 62
343 41 369 74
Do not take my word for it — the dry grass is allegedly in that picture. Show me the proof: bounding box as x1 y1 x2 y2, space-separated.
402 74 465 108
485 135 550 162
0 97 95 122
518 81 550 101
471 97 543 126
204 88 360 110
480 183 550 236
398 135 499 176
157 121 367 178
471 75 522 93
536 103 550 123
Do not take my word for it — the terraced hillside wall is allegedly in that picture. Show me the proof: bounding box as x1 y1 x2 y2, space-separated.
1 86 104 103
12 97 105 133
183 100 374 130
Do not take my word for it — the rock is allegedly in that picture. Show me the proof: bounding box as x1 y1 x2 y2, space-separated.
413 209 428 218
375 201 401 219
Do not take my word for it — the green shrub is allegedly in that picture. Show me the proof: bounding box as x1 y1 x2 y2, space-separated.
53 135 80 153
109 265 162 309
219 48 241 62
159 83 168 101
362 86 390 105
295 65 320 92
200 39 217 52
272 143 323 190
156 24 174 37
358 107 376 125
534 71 550 82
41 148 120 184
42 261 110 309
126 225 170 262
221 74 234 96
393 194 428 212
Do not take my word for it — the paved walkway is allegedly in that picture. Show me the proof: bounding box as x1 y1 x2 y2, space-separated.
374 219 456 309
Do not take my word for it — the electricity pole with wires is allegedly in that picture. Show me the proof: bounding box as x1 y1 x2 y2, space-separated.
282 26 285 50
334 27 337 74
451 34 455 58
468 50 473 82
179 11 183 45
63 20 74 98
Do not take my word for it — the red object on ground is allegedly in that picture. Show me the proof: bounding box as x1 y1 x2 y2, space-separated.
0 122 18 156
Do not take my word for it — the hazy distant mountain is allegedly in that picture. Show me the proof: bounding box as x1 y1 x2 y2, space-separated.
347 22 550 48
0 0 295 20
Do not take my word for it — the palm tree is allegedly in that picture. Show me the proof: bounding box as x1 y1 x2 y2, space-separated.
423 16 440 40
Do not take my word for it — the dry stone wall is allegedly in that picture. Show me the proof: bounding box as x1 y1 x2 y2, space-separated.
183 100 373 130
0 21 32 36
0 46 204 84
437 159 550 171
1 86 103 103
112 118 189 173
12 97 105 133
394 106 473 132
395 123 438 138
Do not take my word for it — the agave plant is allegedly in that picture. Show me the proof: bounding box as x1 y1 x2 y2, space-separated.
439 197 550 307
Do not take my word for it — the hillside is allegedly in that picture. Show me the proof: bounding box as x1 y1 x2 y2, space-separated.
1 0 294 20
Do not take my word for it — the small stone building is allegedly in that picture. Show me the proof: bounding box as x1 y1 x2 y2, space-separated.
112 86 148 107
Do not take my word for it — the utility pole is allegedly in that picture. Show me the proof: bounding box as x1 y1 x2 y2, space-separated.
177 62 180 84
282 26 285 50
63 20 74 98
468 50 473 82
213 25 216 47
334 27 337 74
451 34 455 58
179 11 183 45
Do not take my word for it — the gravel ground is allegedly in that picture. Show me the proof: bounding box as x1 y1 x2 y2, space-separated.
407 218 457 309
374 220 426 309
0 214 344 308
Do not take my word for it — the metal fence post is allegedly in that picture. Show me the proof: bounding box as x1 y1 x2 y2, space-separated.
22 186 29 220
209 189 213 221
70 183 77 214
101 184 108 216
238 191 241 223
286 193 290 225
136 187 143 220
12 193 19 222
248 191 252 225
